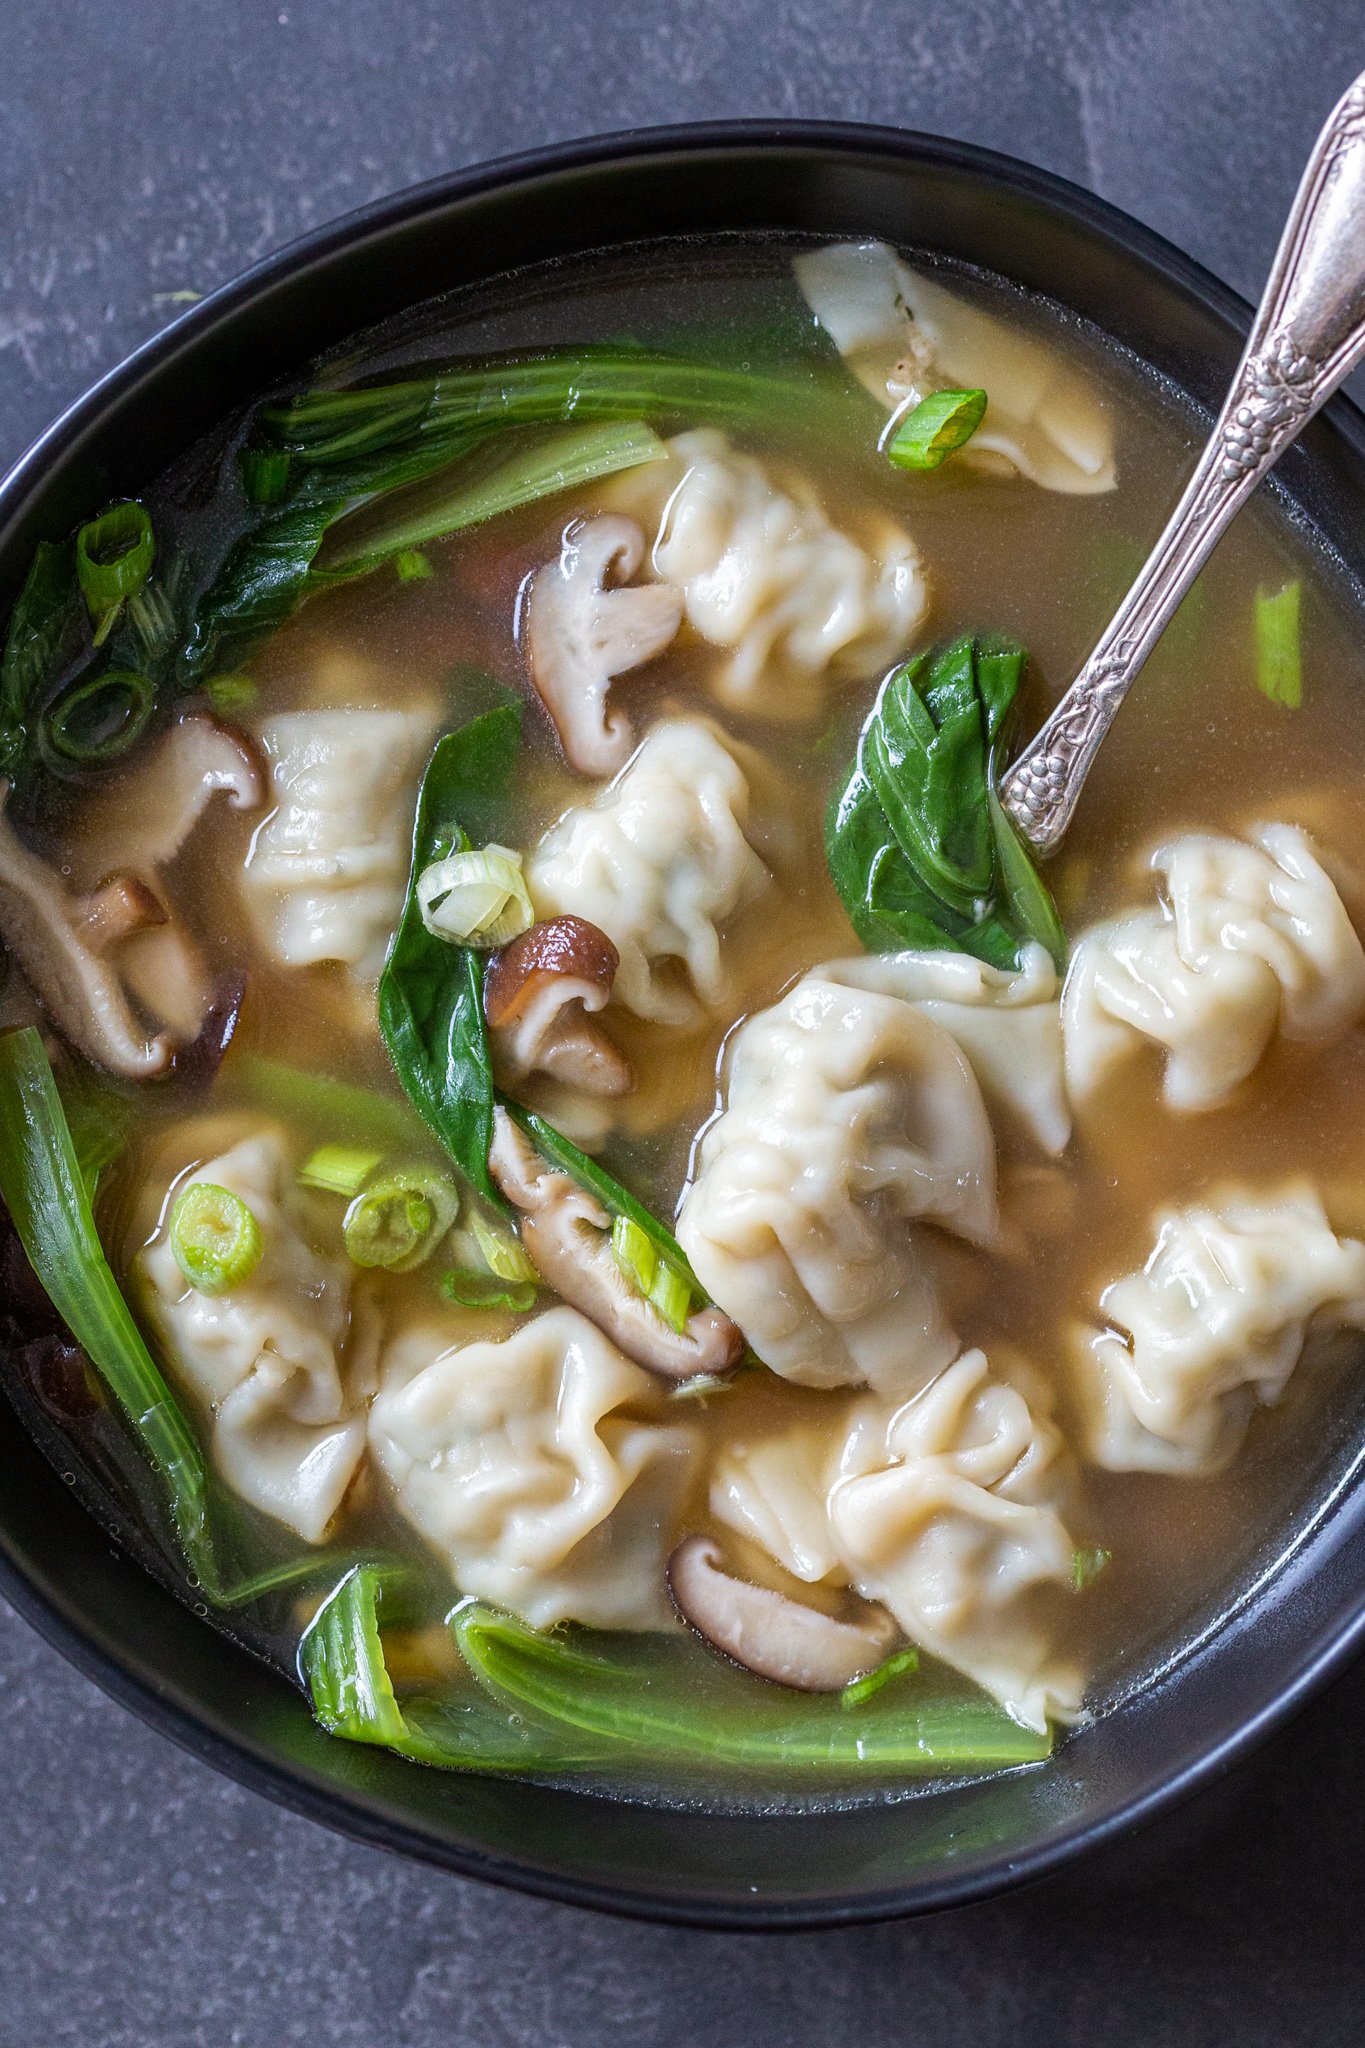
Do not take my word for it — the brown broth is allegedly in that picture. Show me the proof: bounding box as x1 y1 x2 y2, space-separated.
30 234 1365 1800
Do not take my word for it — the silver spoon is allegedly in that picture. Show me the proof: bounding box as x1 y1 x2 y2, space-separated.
999 68 1365 855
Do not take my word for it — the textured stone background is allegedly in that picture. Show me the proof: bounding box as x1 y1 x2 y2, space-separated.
4 3 1365 2041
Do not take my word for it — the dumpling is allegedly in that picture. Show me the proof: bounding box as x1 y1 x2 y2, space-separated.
367 1306 698 1629
242 703 440 980
823 942 1069 1153
1064 823 1365 1112
793 240 1116 496
709 1350 1082 1729
677 972 999 1397
137 1131 369 1542
1073 1182 1365 1475
828 1350 1083 1729
526 717 770 1026
612 429 927 722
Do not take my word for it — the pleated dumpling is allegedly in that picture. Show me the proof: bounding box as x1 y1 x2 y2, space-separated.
367 1306 698 1629
708 1351 1083 1729
1073 1182 1365 1475
677 973 999 1397
242 703 439 980
827 1349 1083 1730
823 942 1069 1154
1064 823 1365 1113
793 239 1116 496
137 1130 369 1543
526 717 771 1026
612 429 927 722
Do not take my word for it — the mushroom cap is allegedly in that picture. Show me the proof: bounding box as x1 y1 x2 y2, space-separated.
667 1535 900 1692
526 514 683 776
485 916 632 1099
487 1107 742 1382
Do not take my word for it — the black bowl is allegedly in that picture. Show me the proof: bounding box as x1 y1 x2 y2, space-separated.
5 122 1365 1930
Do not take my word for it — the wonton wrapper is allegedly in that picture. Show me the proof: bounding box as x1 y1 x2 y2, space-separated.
823 941 1069 1154
711 1349 1082 1730
1073 1181 1365 1475
677 972 999 1398
368 1306 698 1629
794 240 1116 495
1064 822 1365 1113
527 716 771 1028
241 703 440 982
138 1130 370 1542
609 429 928 723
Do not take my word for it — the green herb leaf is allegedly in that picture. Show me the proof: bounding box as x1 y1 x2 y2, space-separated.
379 701 521 1205
453 1606 1052 1774
887 387 988 471
1255 581 1302 708
826 635 1066 971
0 540 83 779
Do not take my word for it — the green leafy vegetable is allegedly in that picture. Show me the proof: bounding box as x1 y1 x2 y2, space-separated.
301 1568 597 1772
379 701 521 1205
826 635 1066 970
1255 581 1302 708
453 1606 1052 1774
499 1097 703 1308
887 388 988 471
0 540 83 779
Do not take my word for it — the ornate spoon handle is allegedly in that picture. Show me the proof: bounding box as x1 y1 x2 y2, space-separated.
999 69 1365 855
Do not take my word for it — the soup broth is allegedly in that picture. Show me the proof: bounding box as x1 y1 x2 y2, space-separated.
5 233 1365 1806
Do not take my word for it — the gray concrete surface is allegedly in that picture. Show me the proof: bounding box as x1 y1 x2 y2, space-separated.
4 2 1365 2041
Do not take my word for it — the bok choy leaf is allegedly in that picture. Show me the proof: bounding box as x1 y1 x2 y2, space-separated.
378 700 521 1206
452 1606 1053 1774
826 635 1066 970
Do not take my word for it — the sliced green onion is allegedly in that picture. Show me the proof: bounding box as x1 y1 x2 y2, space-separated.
169 1182 264 1295
887 388 988 472
395 548 434 583
240 446 292 505
1072 1545 1111 1591
469 1208 538 1285
611 1214 690 1333
1255 581 1302 708
840 1646 919 1710
343 1166 459 1271
298 1143 384 1198
416 843 533 949
439 1270 538 1312
203 672 260 716
43 668 155 764
75 502 155 638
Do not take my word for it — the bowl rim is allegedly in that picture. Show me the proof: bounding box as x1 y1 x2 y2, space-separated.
5 115 1365 1931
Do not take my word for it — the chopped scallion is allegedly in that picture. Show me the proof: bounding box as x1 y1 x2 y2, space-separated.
439 1270 538 1311
298 1143 384 1198
203 671 260 716
239 446 292 505
416 843 533 949
395 548 434 582
343 1166 459 1271
42 668 155 764
75 502 156 639
169 1182 264 1295
1255 581 1302 708
469 1209 538 1285
1072 1546 1111 1591
611 1214 692 1333
840 1647 919 1709
887 388 988 472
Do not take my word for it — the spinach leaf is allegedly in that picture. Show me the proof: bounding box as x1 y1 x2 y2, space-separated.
378 700 521 1205
826 635 1066 971
0 541 84 778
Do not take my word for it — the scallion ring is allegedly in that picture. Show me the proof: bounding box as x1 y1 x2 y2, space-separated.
169 1182 264 1295
343 1166 459 1271
75 502 155 638
469 1209 538 1285
611 1214 690 1333
886 388 988 472
416 843 533 949
43 668 155 765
